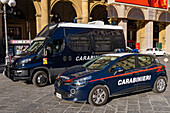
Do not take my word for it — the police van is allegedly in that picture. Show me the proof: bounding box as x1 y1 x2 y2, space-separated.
5 21 125 87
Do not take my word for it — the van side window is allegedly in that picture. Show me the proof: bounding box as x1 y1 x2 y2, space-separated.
67 34 91 52
92 29 125 52
53 39 64 54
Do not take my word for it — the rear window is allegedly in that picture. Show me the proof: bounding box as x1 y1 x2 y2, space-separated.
138 55 153 67
146 48 152 51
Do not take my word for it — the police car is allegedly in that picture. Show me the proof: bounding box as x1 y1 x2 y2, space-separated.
54 53 168 106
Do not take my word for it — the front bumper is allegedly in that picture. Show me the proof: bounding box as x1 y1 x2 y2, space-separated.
5 66 31 81
54 81 93 102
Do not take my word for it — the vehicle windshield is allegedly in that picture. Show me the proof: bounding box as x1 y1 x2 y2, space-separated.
82 56 118 70
26 39 45 53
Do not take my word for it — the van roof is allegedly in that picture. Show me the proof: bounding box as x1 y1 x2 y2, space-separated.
58 21 123 30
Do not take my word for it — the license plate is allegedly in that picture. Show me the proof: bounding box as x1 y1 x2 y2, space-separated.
56 92 62 99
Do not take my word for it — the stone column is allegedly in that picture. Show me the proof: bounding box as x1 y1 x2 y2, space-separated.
41 0 49 29
145 21 153 50
82 0 89 23
35 14 41 34
159 23 166 49
166 24 170 54
118 20 127 46
136 22 145 53
136 22 141 43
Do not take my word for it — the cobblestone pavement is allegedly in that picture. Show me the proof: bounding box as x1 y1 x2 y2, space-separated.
0 56 170 113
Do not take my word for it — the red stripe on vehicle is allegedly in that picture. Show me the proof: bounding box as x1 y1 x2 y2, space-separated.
89 66 162 83
156 66 164 72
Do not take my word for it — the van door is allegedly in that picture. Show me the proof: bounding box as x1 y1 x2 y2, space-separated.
45 39 67 77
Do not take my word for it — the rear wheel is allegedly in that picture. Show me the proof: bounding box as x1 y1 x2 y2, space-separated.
32 71 49 87
163 53 166 56
88 85 108 106
153 76 167 93
153 53 156 57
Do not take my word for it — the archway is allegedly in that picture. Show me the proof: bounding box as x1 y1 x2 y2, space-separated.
6 0 36 40
90 5 108 24
127 8 145 49
51 1 77 23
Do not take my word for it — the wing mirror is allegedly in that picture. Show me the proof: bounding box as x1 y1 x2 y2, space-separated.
114 67 124 75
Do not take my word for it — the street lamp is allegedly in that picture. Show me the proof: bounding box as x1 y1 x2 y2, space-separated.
0 0 16 65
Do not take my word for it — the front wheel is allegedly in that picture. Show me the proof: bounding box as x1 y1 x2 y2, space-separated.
32 71 49 87
153 76 167 93
88 85 108 106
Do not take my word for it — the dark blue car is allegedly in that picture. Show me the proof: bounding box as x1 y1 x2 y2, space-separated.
54 53 168 106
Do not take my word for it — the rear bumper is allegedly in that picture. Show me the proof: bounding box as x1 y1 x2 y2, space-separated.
4 66 31 81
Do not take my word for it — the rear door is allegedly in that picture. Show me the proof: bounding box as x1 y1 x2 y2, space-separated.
107 55 138 95
136 55 154 90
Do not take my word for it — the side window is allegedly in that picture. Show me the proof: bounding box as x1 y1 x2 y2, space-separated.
110 56 135 72
138 55 152 67
53 39 65 54
67 34 91 52
155 48 158 51
46 39 64 56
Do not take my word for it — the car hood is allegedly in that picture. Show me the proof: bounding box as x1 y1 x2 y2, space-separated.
58 66 99 82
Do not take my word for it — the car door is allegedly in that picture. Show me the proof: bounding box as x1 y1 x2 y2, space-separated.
155 48 159 55
136 55 153 90
106 55 138 95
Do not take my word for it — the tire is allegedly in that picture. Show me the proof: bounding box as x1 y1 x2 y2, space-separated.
153 53 156 57
153 76 167 93
88 85 108 106
32 71 49 87
163 53 166 56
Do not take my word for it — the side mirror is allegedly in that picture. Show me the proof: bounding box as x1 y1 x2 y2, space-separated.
114 67 124 75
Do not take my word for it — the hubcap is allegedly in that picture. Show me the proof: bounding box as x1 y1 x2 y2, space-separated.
37 74 46 84
92 88 106 104
157 79 166 92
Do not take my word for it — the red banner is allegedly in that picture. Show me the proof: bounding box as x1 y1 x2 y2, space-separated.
115 0 167 9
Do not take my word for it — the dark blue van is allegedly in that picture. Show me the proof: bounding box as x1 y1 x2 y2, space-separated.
54 53 168 106
4 21 125 87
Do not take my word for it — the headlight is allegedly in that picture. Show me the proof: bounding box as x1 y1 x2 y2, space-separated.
71 76 92 86
21 58 32 64
16 58 32 66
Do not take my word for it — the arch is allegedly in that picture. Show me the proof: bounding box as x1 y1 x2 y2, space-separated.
90 4 108 24
127 7 145 20
33 1 41 15
159 12 170 22
51 1 77 23
107 5 118 18
50 0 81 18
6 6 26 19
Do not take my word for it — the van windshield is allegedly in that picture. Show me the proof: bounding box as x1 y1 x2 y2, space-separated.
26 39 45 53
82 56 118 70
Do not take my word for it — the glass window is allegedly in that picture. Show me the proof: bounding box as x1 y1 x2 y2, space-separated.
92 30 124 52
155 48 158 51
46 39 65 55
27 40 45 53
112 56 135 71
67 34 91 52
138 56 152 67
82 56 118 70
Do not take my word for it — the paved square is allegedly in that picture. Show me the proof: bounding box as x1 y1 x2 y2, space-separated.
0 56 170 113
